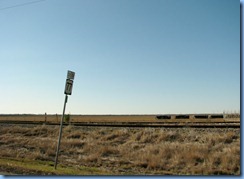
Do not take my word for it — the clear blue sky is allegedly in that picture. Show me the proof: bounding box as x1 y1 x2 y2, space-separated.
0 0 240 114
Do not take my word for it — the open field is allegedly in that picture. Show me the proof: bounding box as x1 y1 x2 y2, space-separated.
0 121 240 175
0 114 157 123
0 114 240 123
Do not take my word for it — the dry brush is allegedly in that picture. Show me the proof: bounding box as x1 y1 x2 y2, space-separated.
0 124 240 175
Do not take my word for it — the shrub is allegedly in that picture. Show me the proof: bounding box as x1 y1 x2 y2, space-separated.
64 114 70 123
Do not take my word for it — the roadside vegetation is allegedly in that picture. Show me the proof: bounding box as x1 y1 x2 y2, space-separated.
0 124 240 175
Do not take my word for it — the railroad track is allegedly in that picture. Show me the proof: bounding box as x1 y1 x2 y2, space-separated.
0 120 240 128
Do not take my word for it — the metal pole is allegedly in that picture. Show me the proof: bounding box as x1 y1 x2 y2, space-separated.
54 94 68 169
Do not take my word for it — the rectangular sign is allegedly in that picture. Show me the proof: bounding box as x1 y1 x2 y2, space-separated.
67 70 75 80
64 79 73 95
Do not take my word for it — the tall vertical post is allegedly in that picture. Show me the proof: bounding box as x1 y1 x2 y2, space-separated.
54 94 68 169
54 70 75 170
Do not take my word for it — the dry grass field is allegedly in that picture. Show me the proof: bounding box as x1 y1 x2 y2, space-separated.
0 114 156 123
0 118 240 175
0 114 240 123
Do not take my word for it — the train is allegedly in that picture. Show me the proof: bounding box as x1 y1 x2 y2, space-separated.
156 113 240 120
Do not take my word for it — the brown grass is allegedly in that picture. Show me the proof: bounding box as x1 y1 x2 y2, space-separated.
0 114 240 123
0 124 240 175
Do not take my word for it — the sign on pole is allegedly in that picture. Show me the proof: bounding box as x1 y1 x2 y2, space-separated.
65 79 73 95
54 70 75 170
67 70 75 80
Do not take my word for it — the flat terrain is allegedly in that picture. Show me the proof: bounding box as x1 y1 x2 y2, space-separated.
0 114 240 175
0 114 156 123
0 114 240 123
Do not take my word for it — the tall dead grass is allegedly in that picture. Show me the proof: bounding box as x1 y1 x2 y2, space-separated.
0 124 240 175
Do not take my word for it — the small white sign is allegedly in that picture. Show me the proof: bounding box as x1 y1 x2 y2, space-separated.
67 70 75 80
64 79 73 95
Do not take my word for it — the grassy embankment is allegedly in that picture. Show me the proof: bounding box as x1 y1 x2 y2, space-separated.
0 157 109 175
0 123 240 175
